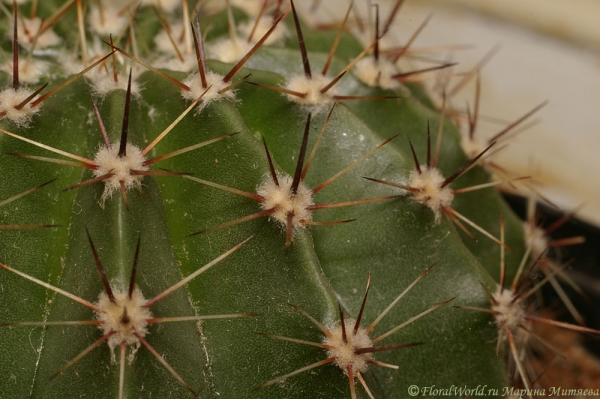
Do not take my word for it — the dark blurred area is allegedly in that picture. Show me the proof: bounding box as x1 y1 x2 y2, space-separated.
503 193 600 357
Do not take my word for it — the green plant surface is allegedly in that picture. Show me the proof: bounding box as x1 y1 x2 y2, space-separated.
0 1 548 398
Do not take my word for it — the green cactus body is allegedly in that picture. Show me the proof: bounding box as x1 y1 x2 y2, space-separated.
0 1 553 398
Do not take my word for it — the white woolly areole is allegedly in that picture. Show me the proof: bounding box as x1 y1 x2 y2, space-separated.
408 166 454 222
88 5 129 36
353 56 400 90
284 74 338 109
88 73 142 97
96 288 152 362
154 23 187 56
324 319 374 375
154 53 198 73
230 0 265 16
61 38 116 76
14 17 61 50
239 16 289 46
461 134 488 160
92 143 148 204
0 88 41 126
0 59 48 84
99 0 178 11
523 221 548 259
181 71 237 112
256 174 314 229
207 37 254 64
491 287 523 333
140 0 179 12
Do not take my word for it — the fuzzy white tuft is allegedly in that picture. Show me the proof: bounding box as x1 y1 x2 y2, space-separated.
92 143 148 205
59 38 143 98
153 54 198 73
325 319 374 375
256 173 314 230
230 0 265 16
88 73 142 97
0 88 42 126
461 134 488 160
353 56 400 90
0 59 49 84
139 0 179 12
88 5 129 36
408 166 454 222
523 222 548 259
152 22 192 68
96 288 152 362
181 71 237 112
284 74 338 110
491 287 523 333
239 16 289 46
153 54 197 73
60 38 113 76
13 17 61 50
99 0 179 11
154 23 188 57
207 37 254 64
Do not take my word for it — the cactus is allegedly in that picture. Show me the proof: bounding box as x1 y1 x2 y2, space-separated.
0 1 594 398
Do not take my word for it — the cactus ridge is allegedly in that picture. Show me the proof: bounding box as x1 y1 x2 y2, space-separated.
187 108 400 250
256 266 451 398
0 222 254 396
0 1 595 398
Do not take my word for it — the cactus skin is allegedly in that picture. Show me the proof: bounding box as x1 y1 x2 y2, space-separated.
0 1 537 398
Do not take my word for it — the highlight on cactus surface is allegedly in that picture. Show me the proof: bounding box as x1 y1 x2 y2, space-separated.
187 106 398 250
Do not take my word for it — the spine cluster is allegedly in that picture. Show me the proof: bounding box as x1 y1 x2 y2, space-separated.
0 1 594 399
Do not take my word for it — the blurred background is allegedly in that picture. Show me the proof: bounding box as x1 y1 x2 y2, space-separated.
310 0 600 363
317 0 600 226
